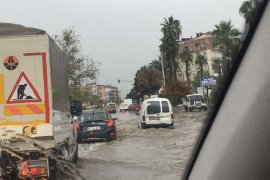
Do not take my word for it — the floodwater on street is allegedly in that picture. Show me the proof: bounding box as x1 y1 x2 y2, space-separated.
66 107 208 180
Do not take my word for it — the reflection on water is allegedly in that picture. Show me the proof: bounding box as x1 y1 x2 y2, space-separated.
0 108 207 180
75 108 207 180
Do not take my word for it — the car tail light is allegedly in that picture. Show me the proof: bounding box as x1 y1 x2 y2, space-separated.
109 132 115 136
21 166 46 177
142 116 145 121
171 114 174 119
104 120 114 127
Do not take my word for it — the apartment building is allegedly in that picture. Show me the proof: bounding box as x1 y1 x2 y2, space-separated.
177 32 222 82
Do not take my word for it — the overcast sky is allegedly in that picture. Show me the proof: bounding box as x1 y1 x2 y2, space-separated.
0 0 245 98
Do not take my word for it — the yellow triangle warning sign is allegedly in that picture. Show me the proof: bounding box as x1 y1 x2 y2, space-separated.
6 72 42 104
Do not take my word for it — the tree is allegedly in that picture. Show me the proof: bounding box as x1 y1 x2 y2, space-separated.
149 59 162 71
162 80 192 106
192 71 210 90
239 0 260 26
53 27 99 100
212 20 241 73
54 27 99 87
126 86 140 103
134 66 163 97
160 16 182 81
212 58 223 78
180 48 193 83
195 54 207 81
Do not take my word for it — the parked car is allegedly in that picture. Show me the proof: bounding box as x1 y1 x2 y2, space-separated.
138 97 174 129
105 102 117 113
129 103 141 112
77 110 118 142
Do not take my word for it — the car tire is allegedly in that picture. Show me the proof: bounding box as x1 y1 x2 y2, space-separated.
188 107 192 112
141 123 146 129
113 134 118 140
169 125 175 129
72 145 79 163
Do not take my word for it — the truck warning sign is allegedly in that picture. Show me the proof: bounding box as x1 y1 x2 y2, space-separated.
3 56 19 70
6 72 42 104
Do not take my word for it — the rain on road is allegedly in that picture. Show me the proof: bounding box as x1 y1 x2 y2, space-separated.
68 107 208 180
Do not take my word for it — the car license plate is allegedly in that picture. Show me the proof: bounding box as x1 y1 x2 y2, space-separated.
149 116 160 120
87 126 100 131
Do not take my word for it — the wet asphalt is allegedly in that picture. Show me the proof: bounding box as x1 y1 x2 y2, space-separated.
65 107 208 180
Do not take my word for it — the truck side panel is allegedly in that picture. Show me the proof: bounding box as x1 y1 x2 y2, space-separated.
48 37 74 145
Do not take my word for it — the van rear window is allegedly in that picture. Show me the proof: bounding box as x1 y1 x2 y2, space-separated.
147 101 161 114
162 101 169 113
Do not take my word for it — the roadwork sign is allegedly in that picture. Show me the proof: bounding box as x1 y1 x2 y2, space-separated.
6 72 42 104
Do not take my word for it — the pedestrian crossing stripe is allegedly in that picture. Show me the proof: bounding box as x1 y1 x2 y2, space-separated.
4 104 45 116
6 72 42 104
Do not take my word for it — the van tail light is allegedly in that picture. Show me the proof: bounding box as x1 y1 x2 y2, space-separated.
171 114 174 119
142 116 145 121
104 120 114 127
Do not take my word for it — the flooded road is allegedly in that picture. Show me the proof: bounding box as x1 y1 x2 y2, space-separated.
72 108 208 180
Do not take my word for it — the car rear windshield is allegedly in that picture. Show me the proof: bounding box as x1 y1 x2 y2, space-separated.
147 101 161 114
187 95 203 101
109 104 116 107
162 101 169 113
80 113 109 122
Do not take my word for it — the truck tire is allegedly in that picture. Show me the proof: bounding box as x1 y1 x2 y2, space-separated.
72 145 79 163
48 158 59 180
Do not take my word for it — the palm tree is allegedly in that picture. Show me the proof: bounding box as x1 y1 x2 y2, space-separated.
212 58 223 78
149 59 162 71
212 20 241 73
239 0 260 26
195 54 207 81
180 48 193 83
160 16 182 81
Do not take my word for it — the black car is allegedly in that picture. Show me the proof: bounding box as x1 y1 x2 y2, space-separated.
77 110 118 142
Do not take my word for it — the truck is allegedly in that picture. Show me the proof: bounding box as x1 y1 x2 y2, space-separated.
0 23 80 179
120 99 133 112
183 93 208 112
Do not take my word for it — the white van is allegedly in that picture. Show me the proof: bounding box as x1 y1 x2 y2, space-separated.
138 98 174 129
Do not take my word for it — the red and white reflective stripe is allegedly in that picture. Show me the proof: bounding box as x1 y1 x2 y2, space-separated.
4 104 45 116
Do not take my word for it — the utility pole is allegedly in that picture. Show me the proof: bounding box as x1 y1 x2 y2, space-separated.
161 52 166 86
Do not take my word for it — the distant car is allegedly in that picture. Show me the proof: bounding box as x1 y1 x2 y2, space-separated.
129 103 141 112
120 103 129 112
138 97 174 129
77 110 118 142
105 103 117 113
